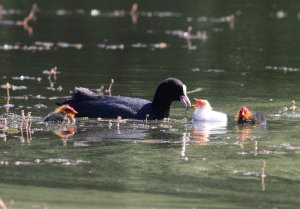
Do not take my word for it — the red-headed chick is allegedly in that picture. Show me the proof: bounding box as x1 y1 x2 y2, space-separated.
236 106 266 125
192 98 227 124
44 105 78 124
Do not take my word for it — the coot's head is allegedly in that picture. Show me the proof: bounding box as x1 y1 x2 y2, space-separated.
55 105 78 118
192 98 212 110
237 106 252 121
152 78 191 112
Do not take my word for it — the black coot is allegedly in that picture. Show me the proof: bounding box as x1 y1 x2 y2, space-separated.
44 78 191 121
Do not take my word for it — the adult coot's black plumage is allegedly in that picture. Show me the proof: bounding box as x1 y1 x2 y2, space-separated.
44 78 191 122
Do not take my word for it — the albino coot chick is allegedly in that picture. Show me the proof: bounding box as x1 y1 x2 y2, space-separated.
44 78 191 122
192 98 227 124
236 106 266 125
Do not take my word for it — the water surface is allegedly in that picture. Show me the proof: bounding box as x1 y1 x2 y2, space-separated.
1 1 300 208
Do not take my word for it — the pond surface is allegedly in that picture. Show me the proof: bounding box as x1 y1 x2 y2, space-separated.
1 1 300 208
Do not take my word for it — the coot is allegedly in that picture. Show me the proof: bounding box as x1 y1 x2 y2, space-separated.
44 78 191 122
192 98 227 124
236 106 266 125
44 104 78 124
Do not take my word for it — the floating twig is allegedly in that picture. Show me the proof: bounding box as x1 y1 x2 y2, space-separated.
0 198 8 209
5 82 11 100
116 116 122 130
254 140 258 156
26 112 32 143
108 120 112 129
5 82 11 112
289 100 297 113
261 160 266 191
145 114 149 126
108 79 114 96
186 26 197 51
15 4 38 36
20 110 26 143
130 3 138 24
2 118 7 142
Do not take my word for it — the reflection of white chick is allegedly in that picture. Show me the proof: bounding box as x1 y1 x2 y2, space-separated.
192 98 227 124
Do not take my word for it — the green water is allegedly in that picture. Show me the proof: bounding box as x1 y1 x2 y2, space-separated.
1 1 300 208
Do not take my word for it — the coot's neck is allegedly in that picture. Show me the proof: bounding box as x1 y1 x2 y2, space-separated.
152 92 172 119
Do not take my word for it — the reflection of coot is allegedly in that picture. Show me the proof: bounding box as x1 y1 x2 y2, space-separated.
68 120 151 142
44 78 191 122
192 121 227 142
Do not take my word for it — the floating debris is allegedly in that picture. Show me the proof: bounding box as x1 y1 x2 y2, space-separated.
15 161 32 166
276 10 287 19
191 68 225 73
44 158 91 165
152 42 168 49
130 3 138 24
107 79 114 96
33 104 47 109
57 42 83 49
32 95 47 100
90 9 101 16
266 66 300 72
165 29 208 41
131 43 148 48
140 11 181 18
289 100 297 112
233 170 260 177
97 43 124 50
12 75 36 80
1 84 27 91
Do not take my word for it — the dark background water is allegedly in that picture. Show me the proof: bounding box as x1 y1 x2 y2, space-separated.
1 1 300 209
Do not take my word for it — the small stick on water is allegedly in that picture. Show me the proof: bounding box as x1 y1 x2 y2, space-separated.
3 118 7 130
108 79 114 96
145 114 149 126
130 3 138 24
254 140 258 156
116 116 122 134
28 112 32 131
50 66 57 81
15 4 38 35
5 82 11 113
6 82 11 100
116 116 121 130
130 3 138 16
261 160 266 191
20 110 26 143
21 110 26 125
290 100 297 113
26 112 32 143
0 198 8 209
108 121 112 129
3 118 7 142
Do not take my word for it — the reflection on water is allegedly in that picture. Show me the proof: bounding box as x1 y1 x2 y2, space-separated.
192 121 227 142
